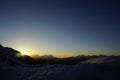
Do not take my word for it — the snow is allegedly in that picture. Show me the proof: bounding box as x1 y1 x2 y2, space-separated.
81 56 120 64
0 56 120 80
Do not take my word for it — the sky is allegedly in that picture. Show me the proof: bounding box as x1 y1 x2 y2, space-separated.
0 0 120 57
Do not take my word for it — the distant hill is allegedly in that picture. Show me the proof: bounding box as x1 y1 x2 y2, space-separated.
38 55 56 59
32 54 91 65
31 54 57 59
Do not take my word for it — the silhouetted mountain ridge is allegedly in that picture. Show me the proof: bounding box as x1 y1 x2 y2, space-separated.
37 55 56 59
0 44 35 66
1 44 120 65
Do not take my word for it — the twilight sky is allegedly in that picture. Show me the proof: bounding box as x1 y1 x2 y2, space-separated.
0 0 120 57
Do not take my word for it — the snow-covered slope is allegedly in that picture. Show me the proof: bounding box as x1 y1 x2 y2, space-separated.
0 56 120 80
81 56 120 64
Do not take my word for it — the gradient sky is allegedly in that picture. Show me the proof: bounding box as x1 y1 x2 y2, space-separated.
0 0 120 57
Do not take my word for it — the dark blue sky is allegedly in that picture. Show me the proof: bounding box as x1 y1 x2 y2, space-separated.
0 0 120 57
